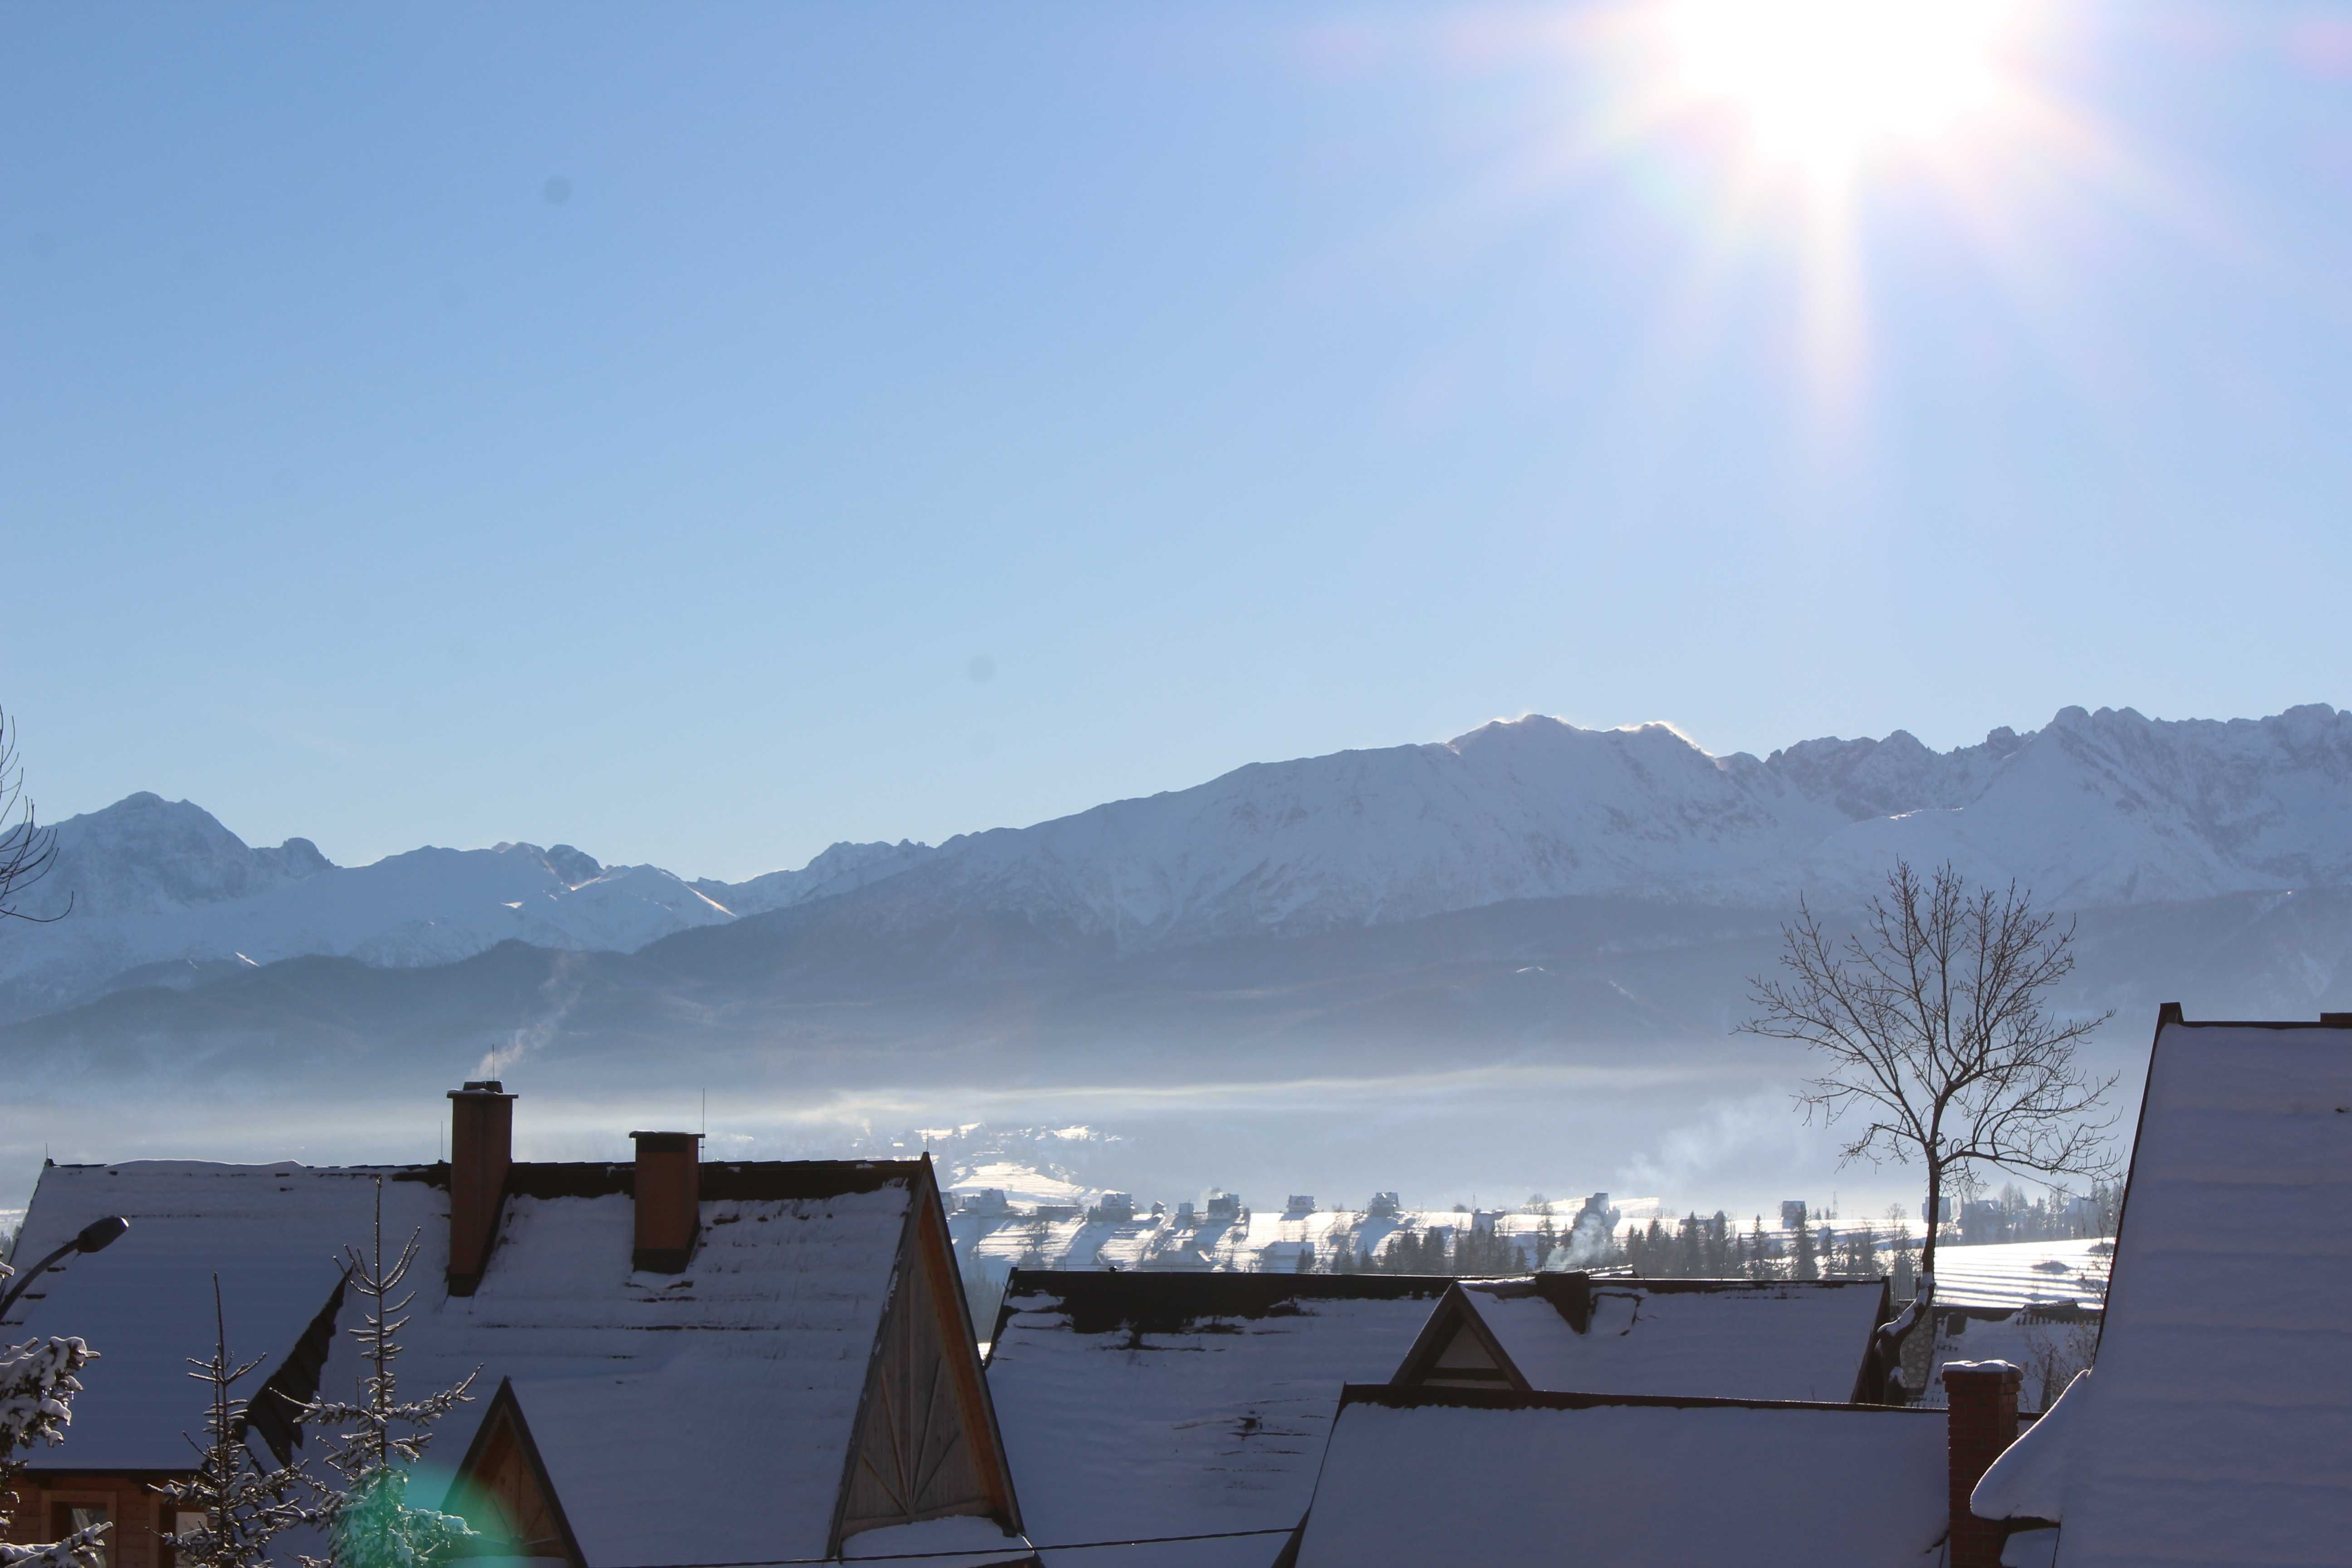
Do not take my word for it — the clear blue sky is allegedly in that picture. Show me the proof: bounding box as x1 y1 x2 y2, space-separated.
8 2 2351 881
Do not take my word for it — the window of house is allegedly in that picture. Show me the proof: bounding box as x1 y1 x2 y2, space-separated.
161 1504 205 1568
49 1504 111 1568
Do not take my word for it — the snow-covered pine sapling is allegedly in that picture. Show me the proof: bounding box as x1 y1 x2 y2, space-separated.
295 1181 478 1568
0 1308 105 1568
158 1278 314 1568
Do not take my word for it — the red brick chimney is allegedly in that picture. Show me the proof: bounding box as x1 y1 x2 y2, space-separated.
631 1131 702 1272
1945 1360 2024 1568
446 1081 514 1296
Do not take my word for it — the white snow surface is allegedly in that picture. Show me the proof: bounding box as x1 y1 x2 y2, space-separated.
983 1279 1448 1568
955 1204 1562 1275
1292 1397 1951 1568
1971 1020 2352 1567
18 702 2352 1015
6 1158 927 1565
1460 1277 1884 1401
1974 1367 2092 1526
1929 1240 2112 1311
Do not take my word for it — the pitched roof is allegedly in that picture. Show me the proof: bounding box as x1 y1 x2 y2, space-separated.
1291 1387 1952 1568
1395 1274 1891 1402
1972 1012 2352 1568
982 1272 1451 1568
7 1154 1012 1562
2 1161 399 1472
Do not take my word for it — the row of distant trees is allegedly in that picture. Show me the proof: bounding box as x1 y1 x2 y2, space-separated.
1287 1180 2121 1287
1010 858 2127 1295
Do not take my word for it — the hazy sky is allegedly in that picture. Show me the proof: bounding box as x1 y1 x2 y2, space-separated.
9 2 2352 880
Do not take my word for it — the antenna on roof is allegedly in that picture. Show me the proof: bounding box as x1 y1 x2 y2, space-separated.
701 1088 706 1138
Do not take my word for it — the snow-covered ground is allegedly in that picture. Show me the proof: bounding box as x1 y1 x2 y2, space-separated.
1929 1238 2111 1310
953 1200 1605 1276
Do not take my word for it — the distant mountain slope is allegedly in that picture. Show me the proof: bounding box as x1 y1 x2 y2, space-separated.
9 703 2352 1027
769 702 2352 948
0 794 730 1023
13 886 2352 1101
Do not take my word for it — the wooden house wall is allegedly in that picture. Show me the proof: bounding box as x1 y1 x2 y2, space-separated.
6 1472 191 1568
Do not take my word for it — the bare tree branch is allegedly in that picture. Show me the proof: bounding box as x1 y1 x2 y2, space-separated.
0 707 67 926
1741 861 2119 1309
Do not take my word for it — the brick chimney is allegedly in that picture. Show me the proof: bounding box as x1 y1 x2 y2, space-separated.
1945 1359 2024 1568
631 1131 702 1272
447 1081 515 1296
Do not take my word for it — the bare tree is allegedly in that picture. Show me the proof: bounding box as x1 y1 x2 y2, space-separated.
1742 861 2118 1288
0 707 67 926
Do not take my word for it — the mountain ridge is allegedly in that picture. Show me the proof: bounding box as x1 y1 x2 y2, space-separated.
9 701 2352 1027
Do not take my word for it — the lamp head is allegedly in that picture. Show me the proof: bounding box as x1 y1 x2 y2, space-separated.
74 1217 128 1254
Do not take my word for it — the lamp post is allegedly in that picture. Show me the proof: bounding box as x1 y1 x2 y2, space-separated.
0 1217 130 1321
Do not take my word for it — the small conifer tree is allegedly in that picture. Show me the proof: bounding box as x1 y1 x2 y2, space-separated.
160 1279 313 1568
297 1181 478 1568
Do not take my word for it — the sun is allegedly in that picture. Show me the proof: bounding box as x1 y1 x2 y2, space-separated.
1658 0 2029 183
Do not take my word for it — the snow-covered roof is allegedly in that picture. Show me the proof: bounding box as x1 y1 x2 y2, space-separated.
6 1154 947 1566
1420 1274 1888 1403
3 1161 396 1471
1292 1387 1951 1568
983 1272 1452 1568
1971 1013 2352 1568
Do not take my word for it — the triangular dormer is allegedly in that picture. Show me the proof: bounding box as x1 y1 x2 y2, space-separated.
1389 1281 1532 1392
835 1158 1021 1547
448 1380 583 1565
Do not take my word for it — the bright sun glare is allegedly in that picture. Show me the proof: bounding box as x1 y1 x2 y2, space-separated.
1660 0 2027 180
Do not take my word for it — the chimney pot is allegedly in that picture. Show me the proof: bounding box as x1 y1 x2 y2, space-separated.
446 1083 516 1296
631 1130 702 1273
1945 1359 2024 1568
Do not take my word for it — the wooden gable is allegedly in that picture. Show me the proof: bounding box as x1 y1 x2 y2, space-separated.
446 1381 583 1566
1389 1283 1531 1393
833 1158 1022 1551
438 1159 1024 1566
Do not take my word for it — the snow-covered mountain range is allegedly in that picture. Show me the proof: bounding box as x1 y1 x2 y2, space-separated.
9 702 2352 1026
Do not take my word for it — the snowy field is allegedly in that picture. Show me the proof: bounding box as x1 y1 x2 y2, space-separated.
1927 1238 2111 1310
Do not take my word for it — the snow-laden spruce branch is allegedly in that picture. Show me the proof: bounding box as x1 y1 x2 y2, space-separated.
0 1335 106 1568
1741 860 2119 1286
294 1179 477 1568
160 1277 315 1568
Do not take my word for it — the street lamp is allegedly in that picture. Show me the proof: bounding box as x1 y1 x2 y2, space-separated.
0 1217 130 1321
